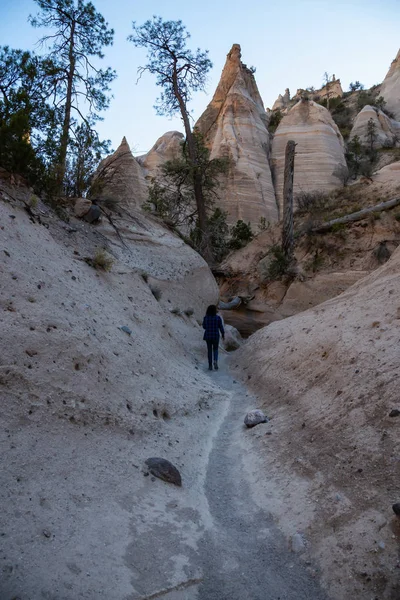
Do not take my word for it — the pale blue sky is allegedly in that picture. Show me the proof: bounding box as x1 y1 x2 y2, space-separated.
1 0 399 154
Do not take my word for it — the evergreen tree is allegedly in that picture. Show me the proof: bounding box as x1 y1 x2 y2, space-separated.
29 0 116 193
128 17 214 260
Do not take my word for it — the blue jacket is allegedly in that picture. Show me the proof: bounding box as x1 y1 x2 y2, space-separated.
203 315 224 341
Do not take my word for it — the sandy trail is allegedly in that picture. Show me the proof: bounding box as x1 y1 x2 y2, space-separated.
194 357 328 600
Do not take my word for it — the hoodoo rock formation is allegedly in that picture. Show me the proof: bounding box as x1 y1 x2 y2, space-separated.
137 131 184 180
195 44 278 227
91 136 148 208
380 48 400 120
272 88 290 111
271 99 347 211
349 105 400 148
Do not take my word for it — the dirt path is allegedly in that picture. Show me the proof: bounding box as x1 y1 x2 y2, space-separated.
196 357 328 600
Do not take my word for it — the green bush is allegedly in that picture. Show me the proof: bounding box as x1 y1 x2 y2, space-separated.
266 245 291 280
229 220 254 250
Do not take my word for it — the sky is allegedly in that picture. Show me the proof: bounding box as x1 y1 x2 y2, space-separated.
1 0 399 156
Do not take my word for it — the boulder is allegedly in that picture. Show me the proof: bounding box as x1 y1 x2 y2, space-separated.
74 198 92 218
380 49 400 120
91 137 148 209
271 99 346 214
223 324 243 351
244 409 268 427
195 44 278 227
349 105 400 148
83 204 101 223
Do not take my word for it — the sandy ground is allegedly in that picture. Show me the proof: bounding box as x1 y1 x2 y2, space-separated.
3 182 400 599
232 250 400 599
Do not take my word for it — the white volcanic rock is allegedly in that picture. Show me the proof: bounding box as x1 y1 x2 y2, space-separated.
271 99 347 212
195 44 278 227
349 105 400 148
380 49 400 120
91 137 148 208
137 131 184 179
318 77 343 101
272 88 290 111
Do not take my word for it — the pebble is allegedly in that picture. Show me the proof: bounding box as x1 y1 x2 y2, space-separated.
291 532 306 553
389 409 400 418
43 529 51 538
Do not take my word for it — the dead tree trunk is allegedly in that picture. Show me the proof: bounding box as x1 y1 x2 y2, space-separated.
282 140 296 261
310 196 400 233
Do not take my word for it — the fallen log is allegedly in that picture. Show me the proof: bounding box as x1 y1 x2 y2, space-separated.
310 197 400 234
218 296 242 310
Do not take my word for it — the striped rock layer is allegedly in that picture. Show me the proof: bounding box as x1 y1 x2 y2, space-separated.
271 99 346 213
195 44 278 227
92 137 148 209
349 105 400 148
380 49 400 120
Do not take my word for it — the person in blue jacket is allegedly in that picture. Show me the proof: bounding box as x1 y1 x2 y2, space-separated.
203 304 225 371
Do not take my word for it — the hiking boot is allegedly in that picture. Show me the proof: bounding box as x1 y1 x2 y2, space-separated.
208 365 213 371
214 362 218 370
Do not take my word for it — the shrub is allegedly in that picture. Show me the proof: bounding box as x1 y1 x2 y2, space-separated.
184 308 194 317
229 220 254 249
295 191 329 213
91 249 114 271
170 307 181 315
268 109 283 133
266 245 291 280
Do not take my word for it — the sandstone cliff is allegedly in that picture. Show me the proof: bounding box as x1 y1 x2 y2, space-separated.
137 131 184 179
380 48 400 120
91 136 148 208
272 88 290 111
271 99 347 211
349 105 400 148
195 44 278 227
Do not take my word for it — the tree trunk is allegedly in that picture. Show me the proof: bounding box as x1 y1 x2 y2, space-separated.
310 197 400 233
282 140 296 261
57 16 76 194
172 65 212 262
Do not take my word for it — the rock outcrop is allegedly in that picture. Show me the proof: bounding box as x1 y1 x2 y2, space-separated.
91 137 148 208
137 131 184 179
318 77 343 101
271 99 347 211
272 88 290 111
380 49 400 120
195 44 278 227
349 105 400 148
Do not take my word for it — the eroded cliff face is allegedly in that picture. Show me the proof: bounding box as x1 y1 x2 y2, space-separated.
271 99 346 211
137 131 184 180
349 105 400 148
380 48 400 120
195 44 278 227
91 136 148 208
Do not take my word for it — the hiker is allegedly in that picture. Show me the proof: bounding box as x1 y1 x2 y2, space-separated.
203 304 225 371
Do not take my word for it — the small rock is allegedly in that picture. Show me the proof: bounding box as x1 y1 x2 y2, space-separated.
42 529 51 538
144 457 182 486
291 532 306 553
389 409 400 418
244 409 268 428
392 503 400 516
119 325 132 335
378 541 385 550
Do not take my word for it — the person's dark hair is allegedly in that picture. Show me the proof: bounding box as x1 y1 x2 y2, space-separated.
206 304 217 316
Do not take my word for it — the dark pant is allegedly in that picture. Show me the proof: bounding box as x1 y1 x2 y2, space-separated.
206 339 219 367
